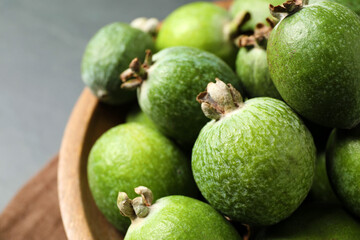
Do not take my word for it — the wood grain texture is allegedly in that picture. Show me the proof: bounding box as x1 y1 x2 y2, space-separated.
0 156 66 240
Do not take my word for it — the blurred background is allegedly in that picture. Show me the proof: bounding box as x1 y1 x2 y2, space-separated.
0 0 212 211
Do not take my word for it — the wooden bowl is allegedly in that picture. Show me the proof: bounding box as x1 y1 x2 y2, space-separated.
58 88 131 239
58 2 233 239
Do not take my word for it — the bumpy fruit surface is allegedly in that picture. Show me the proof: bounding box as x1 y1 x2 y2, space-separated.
156 2 236 66
87 123 197 232
122 47 241 147
267 1 360 128
327 126 360 218
256 203 360 239
192 80 316 225
82 22 154 104
119 189 241 240
311 0 360 15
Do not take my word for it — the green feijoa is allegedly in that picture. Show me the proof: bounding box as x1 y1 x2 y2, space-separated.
87 123 198 233
311 0 360 15
230 0 284 31
309 151 339 204
81 22 155 105
192 80 316 226
121 46 242 147
327 126 360 218
235 23 281 99
118 187 242 240
256 203 360 239
156 2 244 67
267 0 360 128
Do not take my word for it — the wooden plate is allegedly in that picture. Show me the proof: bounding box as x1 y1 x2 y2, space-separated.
58 2 233 239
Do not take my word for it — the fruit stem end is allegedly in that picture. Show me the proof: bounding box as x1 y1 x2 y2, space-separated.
120 50 153 90
117 186 153 221
197 79 243 121
270 0 307 20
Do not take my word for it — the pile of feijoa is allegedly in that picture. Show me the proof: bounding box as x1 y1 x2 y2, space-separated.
82 0 360 239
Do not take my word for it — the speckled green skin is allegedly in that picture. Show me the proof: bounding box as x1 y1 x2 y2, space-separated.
230 0 284 31
309 152 339 204
256 203 360 239
311 0 360 15
125 196 241 240
327 126 360 218
87 123 198 233
126 108 157 130
138 46 241 147
192 98 316 226
236 47 281 99
267 2 360 128
156 2 236 67
82 22 155 105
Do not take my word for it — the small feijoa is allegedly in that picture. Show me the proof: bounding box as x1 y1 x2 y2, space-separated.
118 186 242 240
81 22 155 105
235 21 281 99
87 123 198 232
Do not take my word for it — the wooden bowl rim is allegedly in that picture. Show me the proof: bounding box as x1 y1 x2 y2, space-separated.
58 88 100 239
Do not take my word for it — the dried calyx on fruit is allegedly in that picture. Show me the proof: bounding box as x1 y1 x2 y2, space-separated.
192 79 316 226
234 18 282 99
235 18 275 49
197 79 243 121
270 0 309 20
119 186 242 240
229 0 285 31
130 17 160 37
120 50 153 90
118 186 153 220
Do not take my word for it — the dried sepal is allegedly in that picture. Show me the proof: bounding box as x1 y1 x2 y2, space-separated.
235 19 275 49
270 0 308 20
120 50 153 90
197 79 243 121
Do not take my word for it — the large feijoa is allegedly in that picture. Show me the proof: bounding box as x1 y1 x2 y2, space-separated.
327 126 360 218
117 187 242 240
87 123 198 233
121 47 242 147
230 0 284 31
267 0 360 128
235 21 281 99
156 2 248 67
81 22 155 105
192 80 316 226
256 203 360 239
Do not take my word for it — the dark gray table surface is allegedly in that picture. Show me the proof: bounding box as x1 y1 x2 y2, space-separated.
0 0 212 211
